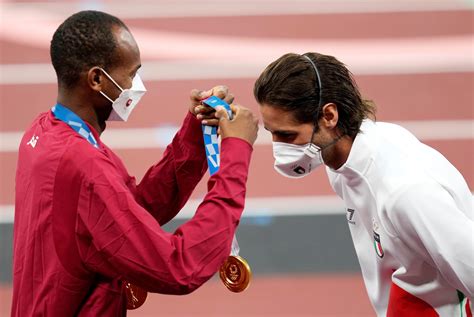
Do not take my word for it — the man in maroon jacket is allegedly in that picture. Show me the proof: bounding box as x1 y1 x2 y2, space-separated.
12 10 258 316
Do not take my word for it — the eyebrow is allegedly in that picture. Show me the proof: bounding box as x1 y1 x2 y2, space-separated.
264 126 297 134
131 64 141 75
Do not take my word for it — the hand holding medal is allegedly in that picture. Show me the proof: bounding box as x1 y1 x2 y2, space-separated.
201 95 253 293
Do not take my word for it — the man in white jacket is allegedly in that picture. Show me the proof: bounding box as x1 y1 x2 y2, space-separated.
254 52 473 316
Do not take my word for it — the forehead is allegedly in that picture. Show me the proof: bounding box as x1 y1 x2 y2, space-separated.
112 26 140 68
259 104 301 130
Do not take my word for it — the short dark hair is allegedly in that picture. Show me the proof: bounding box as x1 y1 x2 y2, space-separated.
50 10 128 88
254 52 376 138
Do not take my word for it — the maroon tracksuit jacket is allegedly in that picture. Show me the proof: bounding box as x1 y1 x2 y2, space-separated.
12 110 252 316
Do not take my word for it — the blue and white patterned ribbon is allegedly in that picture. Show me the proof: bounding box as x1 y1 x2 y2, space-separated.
202 96 240 256
52 103 99 149
201 96 233 175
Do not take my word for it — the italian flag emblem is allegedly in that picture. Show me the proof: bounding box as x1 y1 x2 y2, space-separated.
373 231 384 258
458 290 472 317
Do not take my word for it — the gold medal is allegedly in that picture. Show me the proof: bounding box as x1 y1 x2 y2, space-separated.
219 255 252 292
124 281 148 310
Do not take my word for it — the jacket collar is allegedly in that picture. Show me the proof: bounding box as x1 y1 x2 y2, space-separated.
330 119 376 178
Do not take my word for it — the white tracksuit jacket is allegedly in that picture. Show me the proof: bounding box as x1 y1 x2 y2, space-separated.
327 120 473 317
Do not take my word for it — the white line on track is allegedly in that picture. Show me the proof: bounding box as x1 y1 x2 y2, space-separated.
0 5 473 83
0 195 345 224
1 120 472 153
1 192 473 224
0 0 471 19
1 42 474 86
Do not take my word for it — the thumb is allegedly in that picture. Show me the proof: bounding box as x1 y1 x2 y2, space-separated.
214 106 229 122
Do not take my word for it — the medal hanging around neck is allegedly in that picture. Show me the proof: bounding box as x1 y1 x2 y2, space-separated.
201 96 252 293
51 104 148 310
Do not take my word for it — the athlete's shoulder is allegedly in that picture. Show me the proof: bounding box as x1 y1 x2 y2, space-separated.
19 111 51 149
29 114 112 181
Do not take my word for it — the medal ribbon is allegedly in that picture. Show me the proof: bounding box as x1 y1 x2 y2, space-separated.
52 104 99 148
201 96 240 257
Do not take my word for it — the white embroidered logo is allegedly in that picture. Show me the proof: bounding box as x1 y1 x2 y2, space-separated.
26 135 39 148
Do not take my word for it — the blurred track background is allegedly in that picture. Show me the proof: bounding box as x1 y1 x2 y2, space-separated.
0 0 473 316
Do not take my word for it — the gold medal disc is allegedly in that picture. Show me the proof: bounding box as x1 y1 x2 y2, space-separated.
124 281 148 310
219 255 252 292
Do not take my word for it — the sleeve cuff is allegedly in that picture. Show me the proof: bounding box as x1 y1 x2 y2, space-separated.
221 137 253 153
177 111 205 149
219 137 254 169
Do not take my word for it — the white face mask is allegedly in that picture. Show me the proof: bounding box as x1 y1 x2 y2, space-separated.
99 68 147 121
273 141 324 178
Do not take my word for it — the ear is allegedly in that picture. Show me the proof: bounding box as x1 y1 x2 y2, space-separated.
320 103 338 129
87 67 104 92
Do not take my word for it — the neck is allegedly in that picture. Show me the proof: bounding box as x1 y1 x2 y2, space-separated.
57 89 105 135
323 135 353 170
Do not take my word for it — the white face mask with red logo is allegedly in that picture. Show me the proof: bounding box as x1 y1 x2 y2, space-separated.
273 141 324 178
99 68 147 121
272 125 344 178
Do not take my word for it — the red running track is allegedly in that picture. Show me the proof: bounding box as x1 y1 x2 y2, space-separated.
0 273 375 317
0 4 472 317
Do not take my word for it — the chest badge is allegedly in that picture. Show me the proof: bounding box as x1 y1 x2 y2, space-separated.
372 219 384 258
373 231 385 258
